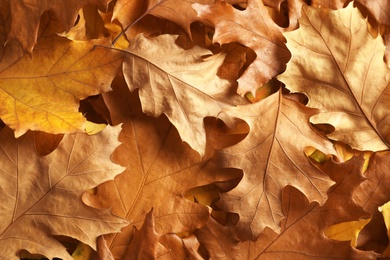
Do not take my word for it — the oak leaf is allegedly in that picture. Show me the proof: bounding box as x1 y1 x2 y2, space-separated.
84 79 239 258
0 125 127 259
8 0 111 53
193 0 291 95
278 3 390 152
122 33 244 156
215 89 336 240
0 27 122 137
196 156 378 259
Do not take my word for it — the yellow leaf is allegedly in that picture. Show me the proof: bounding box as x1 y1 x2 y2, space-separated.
379 201 390 256
0 30 122 137
324 218 371 247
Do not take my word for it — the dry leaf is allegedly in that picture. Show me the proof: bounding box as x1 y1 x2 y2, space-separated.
8 0 111 53
0 125 127 259
215 89 336 240
193 0 291 95
197 156 378 258
0 23 122 137
83 77 239 258
122 33 245 156
353 152 390 252
278 3 390 152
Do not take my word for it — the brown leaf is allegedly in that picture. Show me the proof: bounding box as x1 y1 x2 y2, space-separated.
356 0 390 27
0 125 127 259
193 0 291 95
157 234 203 260
8 0 111 53
124 209 160 259
84 76 239 258
278 3 390 152
197 156 379 258
215 89 336 240
354 152 390 252
311 0 350 8
122 33 245 156
64 6 109 41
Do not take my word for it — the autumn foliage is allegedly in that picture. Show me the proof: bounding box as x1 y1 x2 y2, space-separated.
2 0 390 259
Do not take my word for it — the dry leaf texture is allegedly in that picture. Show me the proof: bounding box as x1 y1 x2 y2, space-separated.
197 156 378 259
84 81 239 258
193 0 291 95
122 33 242 156
216 89 336 240
278 3 390 152
0 125 127 259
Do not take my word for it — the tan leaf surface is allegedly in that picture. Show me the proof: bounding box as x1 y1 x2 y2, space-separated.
0 24 122 137
122 33 245 156
278 3 390 152
8 0 111 53
311 0 350 8
353 152 390 252
0 125 127 259
84 78 239 258
196 156 378 259
193 0 291 95
215 89 336 240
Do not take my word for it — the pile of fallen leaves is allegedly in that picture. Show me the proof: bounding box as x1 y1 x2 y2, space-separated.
1 0 390 259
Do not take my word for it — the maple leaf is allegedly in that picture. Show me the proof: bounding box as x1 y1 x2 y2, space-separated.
196 156 379 258
353 152 390 252
278 3 390 152
215 89 336 240
193 0 291 95
7 0 111 53
0 125 127 259
0 20 122 137
122 33 244 156
83 78 239 258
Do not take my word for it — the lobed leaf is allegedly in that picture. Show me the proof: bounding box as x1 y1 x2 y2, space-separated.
278 3 390 152
0 125 127 259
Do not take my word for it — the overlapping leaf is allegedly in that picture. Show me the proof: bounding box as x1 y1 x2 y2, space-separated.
196 156 378 258
8 0 111 53
353 152 390 252
278 3 390 152
215 90 336 240
122 33 244 156
0 125 127 259
0 25 122 137
83 78 239 258
193 0 291 95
